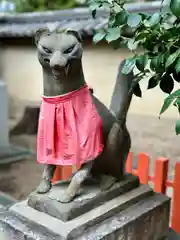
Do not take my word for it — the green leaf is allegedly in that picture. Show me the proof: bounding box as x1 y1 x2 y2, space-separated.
127 39 138 51
150 57 159 71
108 14 116 28
172 71 180 82
144 69 151 74
170 0 180 18
171 89 180 98
163 23 173 29
135 31 149 41
143 38 154 51
159 95 175 115
174 98 180 113
113 3 122 13
143 19 151 27
157 54 165 65
92 9 97 19
121 58 136 75
127 13 142 28
156 54 166 73
165 50 180 68
175 120 180 135
89 3 99 18
106 27 121 42
175 58 180 73
133 83 142 97
177 99 180 113
119 38 128 48
147 75 160 89
93 31 106 44
139 13 148 20
160 74 174 94
149 13 161 26
136 54 148 71
167 61 176 74
115 10 128 25
121 25 134 38
111 39 122 49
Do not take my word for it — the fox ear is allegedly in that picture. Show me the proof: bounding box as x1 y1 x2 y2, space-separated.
35 27 50 45
66 29 82 43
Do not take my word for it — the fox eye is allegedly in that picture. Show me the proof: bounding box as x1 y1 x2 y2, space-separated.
64 45 75 54
42 45 52 54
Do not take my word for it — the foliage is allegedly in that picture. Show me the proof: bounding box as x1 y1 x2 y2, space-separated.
12 0 80 12
88 0 180 134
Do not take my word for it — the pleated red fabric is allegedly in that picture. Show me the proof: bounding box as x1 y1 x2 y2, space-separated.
37 85 104 166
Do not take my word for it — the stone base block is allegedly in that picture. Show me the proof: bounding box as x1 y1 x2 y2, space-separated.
0 185 170 240
28 175 140 221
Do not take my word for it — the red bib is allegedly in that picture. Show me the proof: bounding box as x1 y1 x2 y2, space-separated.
37 85 104 166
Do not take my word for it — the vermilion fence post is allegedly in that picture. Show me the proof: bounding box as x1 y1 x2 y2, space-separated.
154 158 169 194
137 153 150 184
62 166 73 180
52 165 73 183
52 166 62 183
126 152 133 174
76 163 81 171
171 162 180 234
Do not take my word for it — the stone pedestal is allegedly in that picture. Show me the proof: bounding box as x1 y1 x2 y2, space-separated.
0 175 170 239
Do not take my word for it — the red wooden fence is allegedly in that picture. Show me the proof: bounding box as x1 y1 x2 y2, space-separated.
126 152 180 234
52 152 180 234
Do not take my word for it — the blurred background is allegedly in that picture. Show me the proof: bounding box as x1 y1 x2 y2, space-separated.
0 0 178 205
0 0 154 13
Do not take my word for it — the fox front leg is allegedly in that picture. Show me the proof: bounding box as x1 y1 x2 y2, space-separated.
58 161 93 203
36 164 56 194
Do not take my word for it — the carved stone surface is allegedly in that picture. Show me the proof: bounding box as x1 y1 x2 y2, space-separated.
28 175 139 221
0 185 170 239
79 193 170 240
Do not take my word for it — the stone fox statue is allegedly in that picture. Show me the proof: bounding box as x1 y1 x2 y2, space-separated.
35 27 134 203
